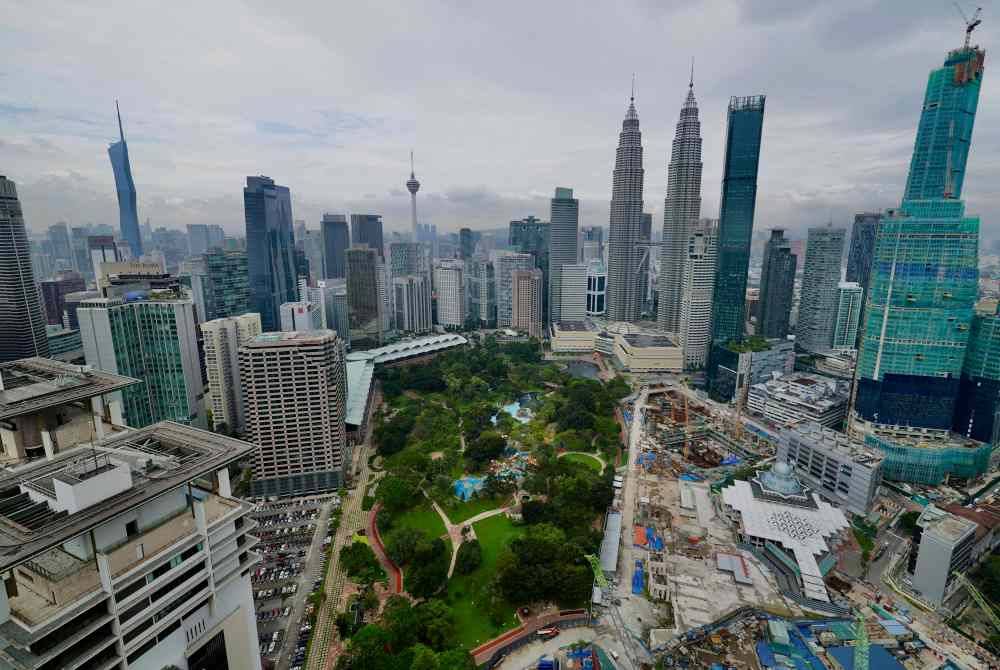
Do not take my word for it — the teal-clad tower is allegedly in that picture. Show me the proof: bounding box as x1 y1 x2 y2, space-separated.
855 42 985 432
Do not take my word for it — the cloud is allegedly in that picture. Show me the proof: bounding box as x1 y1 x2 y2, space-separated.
1 0 998 246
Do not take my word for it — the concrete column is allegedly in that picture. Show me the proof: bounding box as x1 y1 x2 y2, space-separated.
108 397 125 427
91 396 106 440
216 468 232 498
41 429 55 460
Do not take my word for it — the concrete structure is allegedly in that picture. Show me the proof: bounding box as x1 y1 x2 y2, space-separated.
832 282 863 351
747 373 850 429
861 429 991 486
509 216 549 321
494 252 534 328
279 300 322 332
586 260 606 316
0 176 49 362
433 259 466 327
778 421 884 517
907 505 978 606
467 258 496 327
606 93 645 322
0 357 138 464
658 74 703 334
550 321 596 353
679 219 717 369
719 462 849 603
244 175 297 331
0 422 262 670
350 214 384 259
87 236 125 284
301 279 350 346
392 275 432 334
78 292 204 429
406 151 421 243
40 271 86 326
202 313 261 435
188 249 249 322
710 338 795 403
345 333 467 368
758 229 796 339
796 226 845 352
240 331 348 496
107 103 143 257
511 269 543 338
612 333 682 373
345 246 385 350
549 187 582 324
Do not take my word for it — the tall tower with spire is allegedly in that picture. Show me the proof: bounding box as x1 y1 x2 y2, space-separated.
406 151 421 243
107 102 143 258
606 82 645 322
658 63 703 334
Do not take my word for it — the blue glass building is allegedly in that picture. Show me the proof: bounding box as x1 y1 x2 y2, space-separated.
107 103 143 258
244 176 298 331
706 95 766 399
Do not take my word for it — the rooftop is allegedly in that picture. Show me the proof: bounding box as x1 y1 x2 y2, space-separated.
919 505 977 542
345 333 467 365
622 333 678 348
0 358 140 421
783 421 884 467
246 329 338 347
554 321 590 332
0 421 255 573
345 359 375 426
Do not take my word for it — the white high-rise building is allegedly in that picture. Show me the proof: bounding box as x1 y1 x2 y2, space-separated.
433 259 466 327
302 279 350 344
0 422 263 670
832 282 863 351
240 330 348 496
796 225 846 352
553 263 587 323
389 242 431 333
679 219 717 369
392 275 432 334
494 251 534 327
511 269 543 338
202 312 262 435
280 301 322 332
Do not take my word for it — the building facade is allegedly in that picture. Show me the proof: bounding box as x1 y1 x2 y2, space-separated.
467 258 496 327
244 176 297 331
40 271 86 325
658 77 703 334
459 227 475 260
707 96 766 386
346 247 385 350
107 104 143 257
586 260 607 316
747 373 850 429
679 219 717 369
494 252 534 328
796 226 845 353
279 301 322 332
392 275 432 334
907 505 978 606
606 95 645 322
433 259 466 327
189 249 250 322
846 212 881 296
832 282 863 351
350 214 384 259
202 313 262 435
322 213 350 279
548 187 580 324
757 229 796 339
0 176 50 362
241 331 348 496
954 305 1000 442
510 269 543 338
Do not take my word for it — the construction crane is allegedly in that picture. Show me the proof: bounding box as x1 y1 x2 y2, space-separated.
853 609 870 670
954 572 1000 635
585 554 609 589
953 3 983 48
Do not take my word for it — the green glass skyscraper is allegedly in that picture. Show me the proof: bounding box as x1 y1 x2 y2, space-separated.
706 95 766 398
855 44 985 431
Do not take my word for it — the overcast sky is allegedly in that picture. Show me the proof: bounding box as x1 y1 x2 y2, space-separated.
3 0 999 242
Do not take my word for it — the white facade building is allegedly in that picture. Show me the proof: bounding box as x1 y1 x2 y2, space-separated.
202 313 262 435
433 259 466 327
392 275 432 334
832 282 863 350
494 251 534 328
279 301 322 332
907 505 978 606
747 373 849 429
678 219 717 368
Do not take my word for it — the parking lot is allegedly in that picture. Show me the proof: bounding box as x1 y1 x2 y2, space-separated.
251 494 340 670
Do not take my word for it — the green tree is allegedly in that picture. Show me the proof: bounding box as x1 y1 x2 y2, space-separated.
381 596 420 651
466 431 506 468
417 599 457 649
377 475 420 515
898 510 920 535
455 539 482 575
436 649 475 670
386 527 429 566
410 644 439 670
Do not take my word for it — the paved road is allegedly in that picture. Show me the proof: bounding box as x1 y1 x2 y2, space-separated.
275 497 335 670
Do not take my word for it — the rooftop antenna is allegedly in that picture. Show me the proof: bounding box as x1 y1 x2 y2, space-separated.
689 58 695 89
115 99 125 142
953 3 983 48
409 149 415 177
631 72 636 102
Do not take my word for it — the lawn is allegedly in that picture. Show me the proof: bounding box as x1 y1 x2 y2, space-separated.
560 452 604 472
437 495 506 524
446 513 525 648
393 502 448 541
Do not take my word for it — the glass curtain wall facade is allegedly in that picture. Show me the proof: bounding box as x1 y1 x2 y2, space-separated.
244 176 297 331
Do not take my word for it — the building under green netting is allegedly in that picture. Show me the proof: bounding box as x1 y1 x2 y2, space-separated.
864 433 992 485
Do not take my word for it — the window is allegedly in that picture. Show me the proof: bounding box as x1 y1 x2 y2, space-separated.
125 520 139 538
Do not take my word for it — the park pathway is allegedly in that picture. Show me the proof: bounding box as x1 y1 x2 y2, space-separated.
368 502 403 593
428 497 511 578
557 450 606 469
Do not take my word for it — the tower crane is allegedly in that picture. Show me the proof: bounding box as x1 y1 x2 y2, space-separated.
853 609 870 670
954 572 1000 636
953 4 983 48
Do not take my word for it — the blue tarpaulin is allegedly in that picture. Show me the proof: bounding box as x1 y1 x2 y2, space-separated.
632 559 644 594
756 641 777 668
454 476 484 501
679 472 703 481
646 527 664 551
721 454 741 466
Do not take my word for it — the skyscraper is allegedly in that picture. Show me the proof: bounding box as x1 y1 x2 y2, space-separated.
467 258 496 327
47 222 72 266
189 249 250 322
832 282 863 351
40 270 86 325
392 275 432 334
846 212 881 296
240 331 348 496
855 41 985 432
78 293 204 428
302 279 350 345
434 259 466 327
322 213 350 278
494 251 534 328
350 214 384 259
639 212 653 314
548 187 582 324
107 102 143 258
954 305 1000 443
280 301 323 332
0 176 49 362
796 226 845 352
586 260 607 315
511 269 543 338
509 216 549 317
658 72 703 334
580 225 604 263
187 223 224 256
606 93 645 322
244 175 297 331
202 312 262 435
346 246 385 349
757 229 796 338
407 151 421 242
459 227 475 260
706 95 766 388
679 219 718 369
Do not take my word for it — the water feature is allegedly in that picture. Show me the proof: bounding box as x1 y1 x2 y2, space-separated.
491 392 538 425
565 360 600 379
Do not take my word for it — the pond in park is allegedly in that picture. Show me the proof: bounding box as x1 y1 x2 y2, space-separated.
565 360 600 379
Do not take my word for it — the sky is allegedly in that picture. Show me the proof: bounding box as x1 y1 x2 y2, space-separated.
3 0 1000 243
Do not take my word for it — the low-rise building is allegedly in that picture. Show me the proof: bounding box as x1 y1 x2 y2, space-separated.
709 338 795 403
748 373 849 429
613 333 683 373
777 421 884 517
550 321 596 353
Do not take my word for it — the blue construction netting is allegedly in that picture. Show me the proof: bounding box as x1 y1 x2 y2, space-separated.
632 559 644 594
679 472 703 481
645 527 664 551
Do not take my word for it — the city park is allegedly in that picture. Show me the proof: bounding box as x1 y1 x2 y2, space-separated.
332 336 629 669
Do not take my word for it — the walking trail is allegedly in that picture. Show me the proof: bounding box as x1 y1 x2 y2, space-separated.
426 495 510 577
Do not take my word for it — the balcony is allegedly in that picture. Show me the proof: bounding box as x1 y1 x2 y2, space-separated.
105 510 199 579
9 549 103 627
